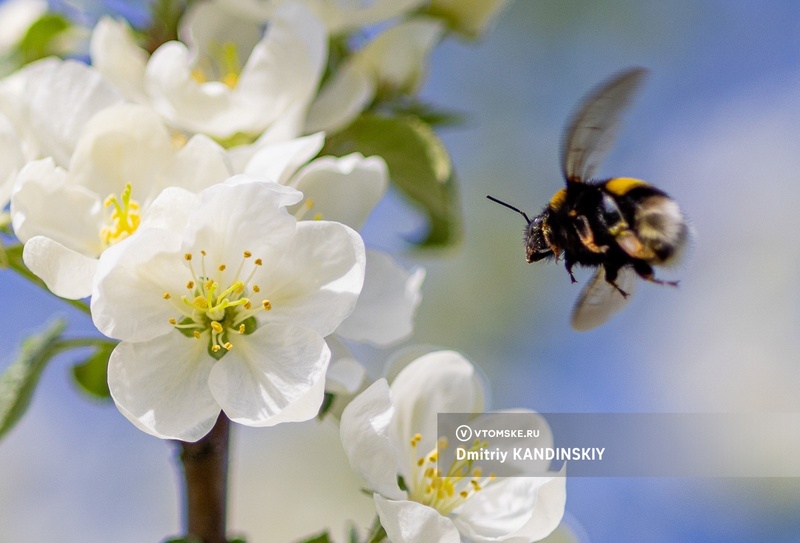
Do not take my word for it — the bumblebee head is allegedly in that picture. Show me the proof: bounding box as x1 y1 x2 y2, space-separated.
524 212 554 263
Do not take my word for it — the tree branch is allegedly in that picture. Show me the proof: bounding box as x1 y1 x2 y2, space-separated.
176 413 231 543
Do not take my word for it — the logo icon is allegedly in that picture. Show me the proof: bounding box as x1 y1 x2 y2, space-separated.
455 424 473 442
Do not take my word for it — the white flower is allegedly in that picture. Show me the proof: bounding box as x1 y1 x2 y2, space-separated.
91 179 366 440
0 57 122 208
428 0 511 38
306 17 444 133
91 1 327 140
11 103 230 299
290 0 427 34
340 351 566 543
244 134 425 347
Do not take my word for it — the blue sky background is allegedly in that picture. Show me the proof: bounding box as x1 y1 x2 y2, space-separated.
2 1 800 542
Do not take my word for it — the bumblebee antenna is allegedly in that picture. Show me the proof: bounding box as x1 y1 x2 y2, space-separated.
486 195 531 224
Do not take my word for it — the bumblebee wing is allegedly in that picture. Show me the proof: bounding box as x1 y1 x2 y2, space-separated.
561 67 647 184
570 266 636 331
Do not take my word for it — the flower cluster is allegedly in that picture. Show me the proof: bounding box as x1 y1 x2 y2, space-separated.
0 0 564 541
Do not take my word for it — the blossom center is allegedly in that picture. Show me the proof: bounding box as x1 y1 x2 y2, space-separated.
163 249 272 359
100 183 141 247
406 433 495 516
190 41 242 89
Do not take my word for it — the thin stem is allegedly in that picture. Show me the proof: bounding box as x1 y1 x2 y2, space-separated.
365 516 387 543
177 413 231 543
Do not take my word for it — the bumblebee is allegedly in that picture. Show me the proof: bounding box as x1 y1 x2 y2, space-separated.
488 67 689 331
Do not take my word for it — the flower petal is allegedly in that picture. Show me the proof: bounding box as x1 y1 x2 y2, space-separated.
107 333 220 441
336 250 424 346
340 379 405 500
326 353 366 395
306 0 427 34
166 133 232 194
208 322 329 426
67 103 174 200
90 17 149 103
22 236 98 299
0 111 24 208
390 351 486 468
502 476 567 543
138 187 198 232
233 0 327 132
11 157 104 255
181 179 301 267
373 495 461 543
91 228 187 342
451 476 565 543
264 220 366 337
354 17 444 94
290 153 388 230
305 62 375 133
243 132 325 185
26 59 123 166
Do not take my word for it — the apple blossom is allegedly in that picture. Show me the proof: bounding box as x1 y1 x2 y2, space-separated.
306 17 444 133
11 103 230 299
91 1 327 141
0 57 122 209
340 351 566 543
91 179 366 440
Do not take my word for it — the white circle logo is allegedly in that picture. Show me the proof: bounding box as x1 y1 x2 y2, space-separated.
455 424 473 442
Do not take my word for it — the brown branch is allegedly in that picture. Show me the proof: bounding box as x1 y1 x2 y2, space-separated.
176 413 231 543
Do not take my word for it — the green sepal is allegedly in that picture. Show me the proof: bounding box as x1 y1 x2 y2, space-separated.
298 532 332 543
397 474 408 492
207 336 229 361
0 319 67 441
71 342 116 400
176 317 200 338
236 316 258 335
321 114 462 247
317 392 335 420
16 13 71 64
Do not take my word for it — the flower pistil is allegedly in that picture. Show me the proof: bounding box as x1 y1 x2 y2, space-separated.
164 249 272 359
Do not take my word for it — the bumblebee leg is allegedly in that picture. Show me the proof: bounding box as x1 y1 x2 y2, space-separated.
632 261 679 287
575 215 609 254
603 264 630 298
565 257 578 283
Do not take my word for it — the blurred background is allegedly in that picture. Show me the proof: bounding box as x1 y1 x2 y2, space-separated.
3 0 800 541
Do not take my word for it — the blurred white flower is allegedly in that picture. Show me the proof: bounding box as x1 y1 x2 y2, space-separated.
91 179 366 441
11 103 230 299
306 17 444 133
340 351 566 543
91 1 327 140
428 0 511 38
0 57 122 208
291 0 427 34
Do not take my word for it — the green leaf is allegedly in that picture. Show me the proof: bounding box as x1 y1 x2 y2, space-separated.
321 114 462 247
0 319 67 440
16 13 71 64
72 342 115 400
296 532 332 543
